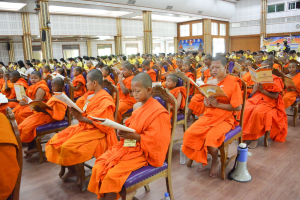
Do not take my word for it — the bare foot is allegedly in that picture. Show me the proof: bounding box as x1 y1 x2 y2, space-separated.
59 166 66 178
248 140 258 149
61 166 77 182
209 159 219 178
197 164 206 172
24 149 38 158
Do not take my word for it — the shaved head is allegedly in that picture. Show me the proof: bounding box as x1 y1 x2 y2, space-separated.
289 63 297 67
52 77 64 87
262 60 273 68
205 55 213 61
74 66 82 73
167 74 179 85
87 69 103 84
31 71 42 78
56 68 64 75
132 73 152 88
10 70 21 78
124 63 133 71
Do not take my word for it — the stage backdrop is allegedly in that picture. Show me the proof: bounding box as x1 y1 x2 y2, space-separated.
179 39 204 52
263 36 300 52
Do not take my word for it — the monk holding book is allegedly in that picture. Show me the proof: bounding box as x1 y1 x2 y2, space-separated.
88 73 171 199
46 69 118 180
18 77 67 158
242 60 255 97
182 56 242 178
181 60 195 96
282 63 300 108
72 66 86 99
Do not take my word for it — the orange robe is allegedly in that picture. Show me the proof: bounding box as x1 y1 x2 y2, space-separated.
273 63 281 71
73 74 87 98
0 78 28 114
172 59 178 69
0 78 4 91
88 97 171 199
13 81 51 124
18 96 67 143
146 69 157 82
45 89 118 166
76 91 95 108
170 86 187 118
161 67 166 83
150 61 154 68
0 113 20 200
138 68 143 72
242 71 254 96
282 73 300 108
42 72 50 79
117 75 137 123
197 66 203 79
203 68 211 83
105 75 115 85
182 75 242 165
185 72 195 96
1 80 13 97
188 94 205 116
243 75 288 142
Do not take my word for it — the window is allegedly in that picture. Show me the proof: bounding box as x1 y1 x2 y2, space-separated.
180 24 190 37
32 46 43 60
211 22 218 36
220 24 226 36
168 43 174 54
97 44 112 56
192 23 203 36
267 3 285 13
212 38 225 57
288 1 300 10
63 45 80 60
125 43 138 56
153 43 161 55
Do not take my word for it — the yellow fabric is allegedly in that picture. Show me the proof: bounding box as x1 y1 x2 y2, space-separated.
107 61 114 66
129 59 136 65
137 57 143 64
262 56 268 61
77 62 83 68
246 55 253 59
37 63 43 69
290 56 298 61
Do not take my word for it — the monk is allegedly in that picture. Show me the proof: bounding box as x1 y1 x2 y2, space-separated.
88 73 171 199
282 63 300 108
86 61 96 72
42 64 51 80
268 55 281 71
243 60 288 148
116 63 137 123
18 77 67 158
201 56 212 83
282 56 290 74
255 56 262 67
73 66 87 99
176 59 183 72
242 60 255 97
181 60 195 96
157 61 166 83
0 71 28 114
0 112 20 200
0 69 4 89
182 56 242 177
13 71 51 124
142 60 157 82
101 66 115 85
46 69 118 181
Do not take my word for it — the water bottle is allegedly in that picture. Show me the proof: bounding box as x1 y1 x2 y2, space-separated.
164 192 170 200
180 145 186 164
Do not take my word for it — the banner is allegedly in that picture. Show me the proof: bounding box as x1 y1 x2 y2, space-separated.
263 36 300 52
179 39 204 52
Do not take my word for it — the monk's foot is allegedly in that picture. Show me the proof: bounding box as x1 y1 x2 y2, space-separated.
197 164 206 172
59 166 66 178
61 166 77 182
209 159 219 178
248 140 258 149
23 149 38 158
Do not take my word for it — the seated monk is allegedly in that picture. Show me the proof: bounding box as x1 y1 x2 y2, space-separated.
182 56 242 177
42 64 51 80
56 68 65 77
101 66 115 85
282 63 300 108
243 60 288 148
147 57 154 68
176 58 183 72
0 113 20 200
116 63 137 123
142 60 157 82
73 66 87 99
86 61 96 72
255 56 262 67
0 71 28 114
268 55 281 71
13 71 51 124
157 61 166 83
87 73 171 199
201 56 213 83
181 60 195 96
18 77 67 158
282 56 290 74
242 60 255 97
0 69 4 89
45 69 118 180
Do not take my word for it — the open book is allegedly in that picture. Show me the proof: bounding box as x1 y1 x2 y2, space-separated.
14 83 26 101
161 69 175 77
248 66 273 85
111 66 121 74
0 93 8 103
152 82 162 87
284 76 297 89
233 62 243 72
53 92 83 113
189 78 228 98
51 72 65 79
29 101 52 115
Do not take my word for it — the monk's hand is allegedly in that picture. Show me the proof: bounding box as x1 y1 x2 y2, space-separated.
257 83 264 92
118 130 141 142
252 83 259 93
204 97 211 108
207 96 218 107
70 107 83 120
118 73 124 82
19 100 28 106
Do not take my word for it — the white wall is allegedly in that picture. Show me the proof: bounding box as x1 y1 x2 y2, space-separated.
14 43 24 62
91 40 115 57
0 12 23 35
122 40 143 55
52 42 88 59
0 43 10 64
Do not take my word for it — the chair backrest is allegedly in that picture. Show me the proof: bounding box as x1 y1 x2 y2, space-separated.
173 71 190 115
151 65 161 82
228 61 235 73
235 78 247 131
102 79 119 121
70 66 74 79
64 78 74 125
5 107 22 200
151 85 177 166
46 79 52 94
110 72 114 81
163 61 172 71
188 67 197 95
111 68 118 84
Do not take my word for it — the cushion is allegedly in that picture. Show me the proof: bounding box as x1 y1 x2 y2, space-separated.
110 73 114 80
47 79 52 94
65 83 70 97
103 87 112 95
36 120 69 133
229 61 235 73
126 108 133 114
224 125 241 142
163 65 168 72
295 97 300 104
177 113 185 121
177 78 183 87
124 162 168 188
153 96 166 108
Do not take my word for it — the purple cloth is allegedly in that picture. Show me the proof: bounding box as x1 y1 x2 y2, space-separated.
177 78 183 87
103 87 112 95
110 73 114 81
126 108 133 113
36 119 68 133
229 61 234 73
224 126 241 142
153 96 166 108
163 65 168 72
47 79 52 94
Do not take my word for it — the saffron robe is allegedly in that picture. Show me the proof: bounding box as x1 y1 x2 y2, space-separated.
73 74 87 98
182 75 242 165
87 97 171 199
242 71 255 97
146 69 157 82
273 63 281 71
18 96 67 143
243 75 288 142
203 68 211 83
188 94 205 116
169 86 187 118
0 78 4 91
45 89 118 166
105 75 115 85
282 73 300 108
185 72 195 96
42 72 50 79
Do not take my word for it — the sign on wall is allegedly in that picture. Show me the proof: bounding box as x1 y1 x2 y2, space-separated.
178 39 204 52
263 36 300 52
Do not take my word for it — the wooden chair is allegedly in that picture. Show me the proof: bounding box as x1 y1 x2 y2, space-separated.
6 107 23 200
152 64 162 82
188 66 197 98
35 78 74 163
123 85 176 200
187 78 247 180
76 79 119 192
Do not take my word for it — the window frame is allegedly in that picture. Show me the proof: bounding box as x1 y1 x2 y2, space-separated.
168 42 174 54
267 3 285 13
192 22 203 36
62 44 80 60
180 24 190 37
288 1 300 10
97 44 113 56
125 43 139 56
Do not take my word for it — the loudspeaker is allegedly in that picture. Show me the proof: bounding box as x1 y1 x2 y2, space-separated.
42 30 46 42
7 42 10 51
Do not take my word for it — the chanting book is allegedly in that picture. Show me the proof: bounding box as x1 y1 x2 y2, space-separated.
161 69 175 77
233 62 243 72
248 66 273 85
53 92 83 113
51 73 65 79
0 94 8 104
29 101 52 115
152 82 162 87
284 76 297 89
189 78 228 98
14 83 26 101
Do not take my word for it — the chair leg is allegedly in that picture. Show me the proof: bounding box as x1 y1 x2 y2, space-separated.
126 190 137 200
264 131 270 147
187 159 193 167
293 105 298 127
76 163 87 192
59 166 66 178
219 144 227 180
166 175 174 200
192 114 195 123
35 136 44 164
144 184 150 192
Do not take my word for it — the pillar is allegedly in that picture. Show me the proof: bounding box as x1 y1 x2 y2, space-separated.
38 0 53 62
203 19 212 54
87 40 92 57
260 0 267 41
114 18 122 55
8 41 15 62
21 13 33 61
174 37 178 53
143 11 152 54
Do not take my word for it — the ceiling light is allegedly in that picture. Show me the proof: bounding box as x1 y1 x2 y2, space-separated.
0 2 26 11
132 14 199 22
166 6 173 10
49 6 132 17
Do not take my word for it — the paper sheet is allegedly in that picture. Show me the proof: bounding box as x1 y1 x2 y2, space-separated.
152 82 162 87
53 92 83 113
0 94 8 103
90 116 136 132
14 84 26 101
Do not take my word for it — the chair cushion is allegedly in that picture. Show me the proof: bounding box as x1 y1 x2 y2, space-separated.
110 73 114 80
103 87 111 95
224 125 241 142
124 162 168 188
177 78 183 87
153 96 166 108
126 108 133 114
36 120 69 133
295 97 300 104
163 65 168 72
65 83 70 97
189 95 193 101
177 113 185 121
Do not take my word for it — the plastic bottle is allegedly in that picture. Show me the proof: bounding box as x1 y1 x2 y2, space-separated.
180 145 186 164
164 192 170 200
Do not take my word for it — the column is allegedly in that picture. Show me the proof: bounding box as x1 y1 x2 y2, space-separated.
174 37 178 53
114 18 122 55
260 0 267 41
143 11 152 54
203 19 212 54
8 41 15 62
38 0 53 62
87 40 92 57
21 13 33 61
